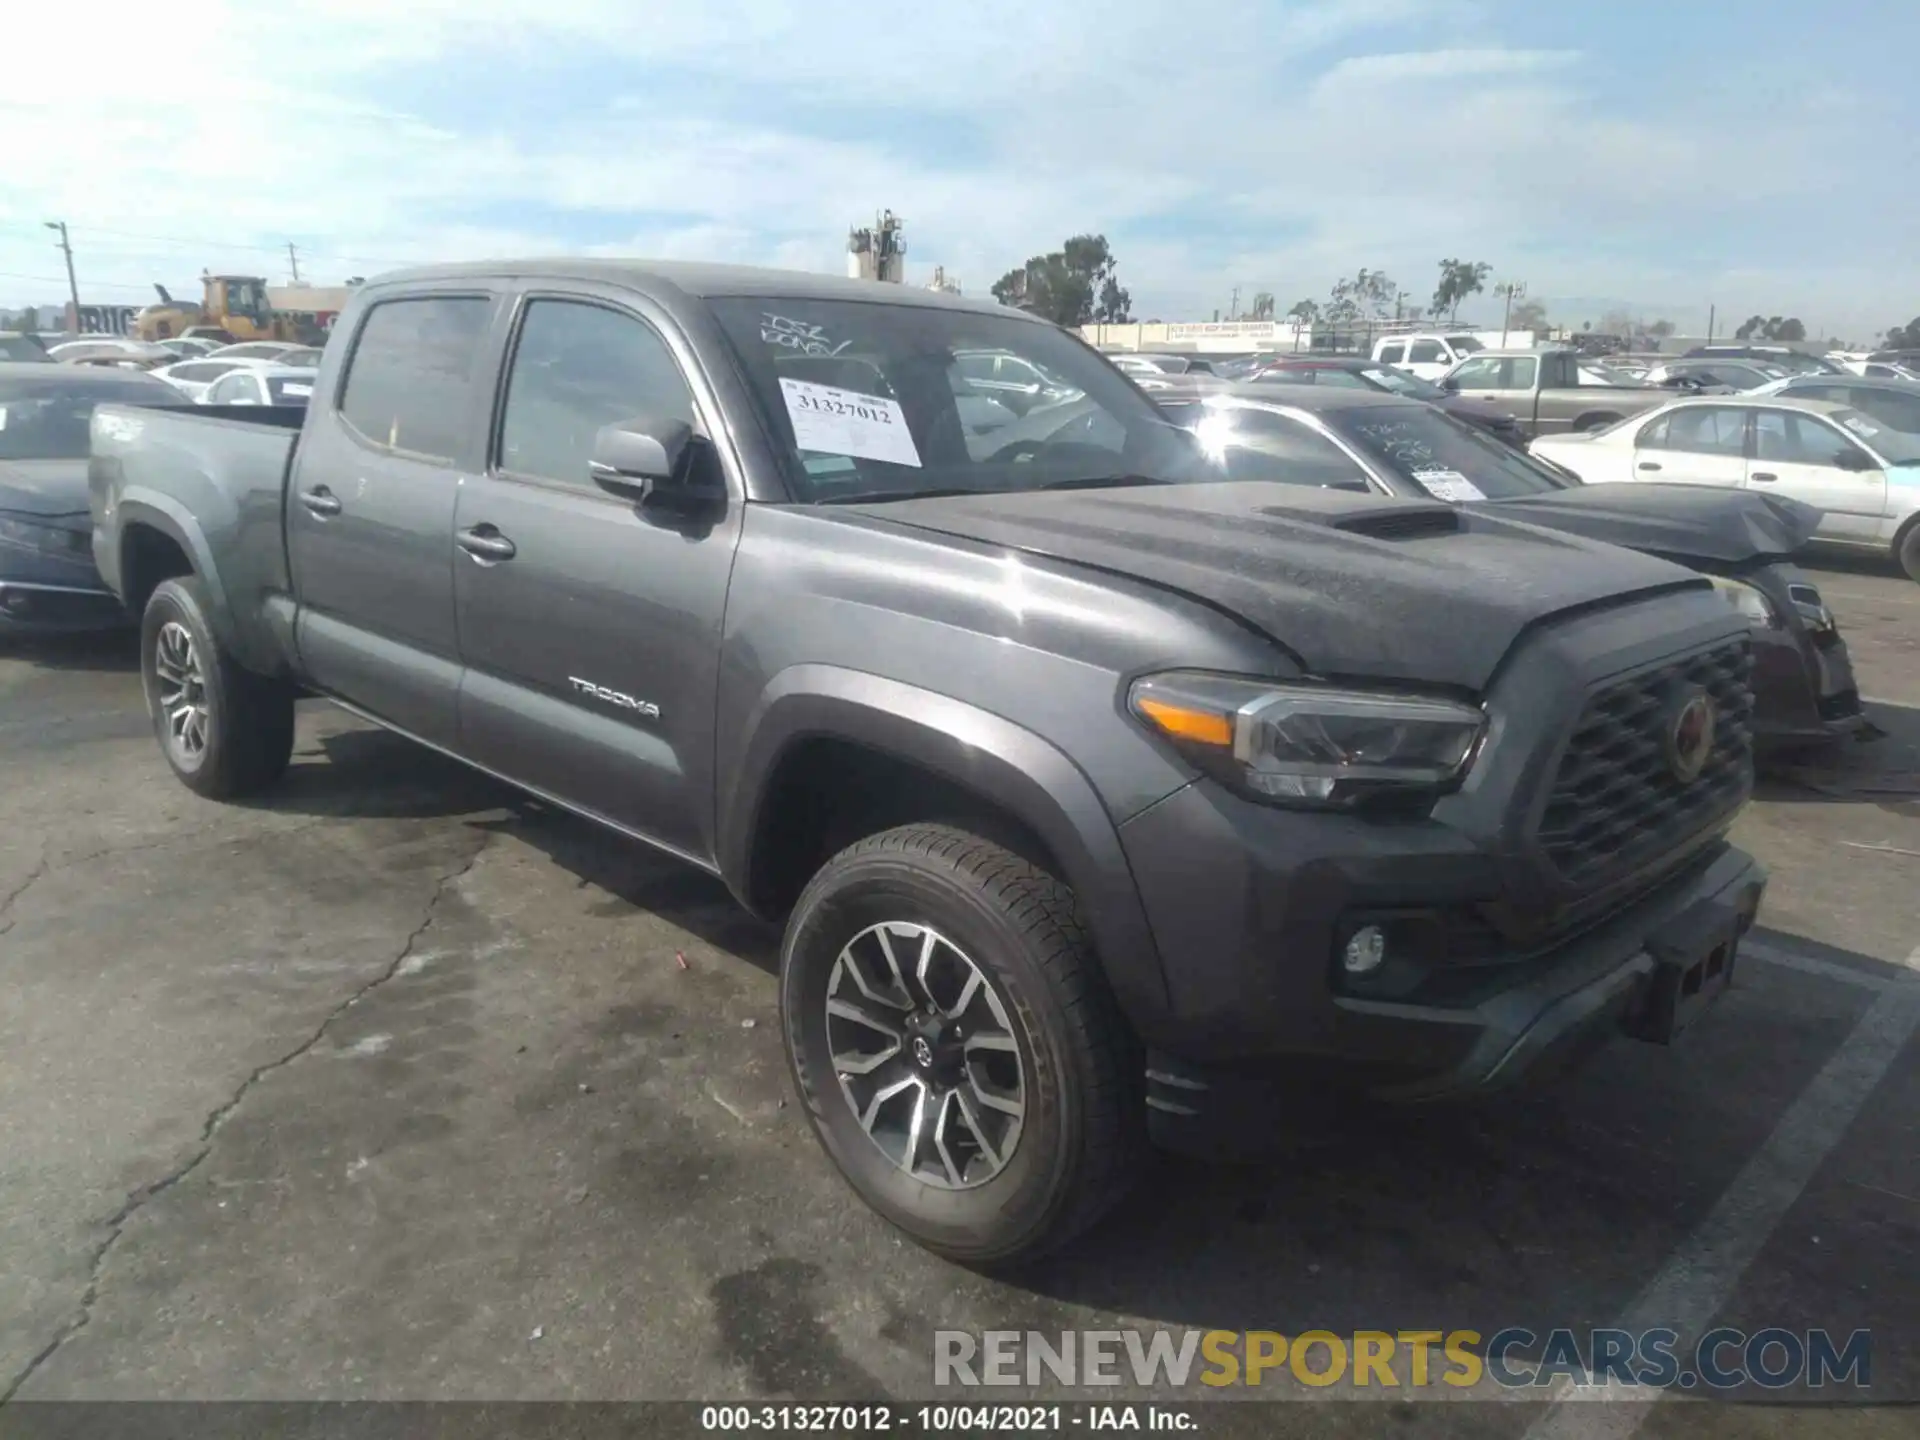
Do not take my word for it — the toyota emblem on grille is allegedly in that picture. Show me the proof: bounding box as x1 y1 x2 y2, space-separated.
1664 687 1717 782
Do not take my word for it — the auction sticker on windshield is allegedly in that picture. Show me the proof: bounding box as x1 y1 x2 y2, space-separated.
779 378 922 468
1410 468 1486 502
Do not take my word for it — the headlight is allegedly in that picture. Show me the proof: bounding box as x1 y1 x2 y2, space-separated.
0 515 92 558
1128 672 1486 810
1706 576 1781 629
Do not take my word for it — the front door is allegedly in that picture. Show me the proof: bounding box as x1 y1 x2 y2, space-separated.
1631 404 1749 488
453 293 744 864
286 291 498 745
1747 409 1888 542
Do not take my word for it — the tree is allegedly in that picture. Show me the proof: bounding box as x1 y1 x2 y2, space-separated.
1648 319 1676 339
1249 291 1275 320
1326 268 1398 327
1735 314 1807 342
991 233 1127 328
1884 316 1920 348
1508 298 1549 334
1286 299 1320 325
1597 308 1635 338
1432 259 1491 322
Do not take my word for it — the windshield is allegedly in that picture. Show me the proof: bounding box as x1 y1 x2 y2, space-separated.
0 375 186 459
1355 365 1444 399
1835 408 1920 465
709 297 1206 501
1328 402 1574 500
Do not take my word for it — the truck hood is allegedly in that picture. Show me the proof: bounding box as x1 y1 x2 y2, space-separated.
0 458 91 522
851 482 1698 691
1482 485 1821 565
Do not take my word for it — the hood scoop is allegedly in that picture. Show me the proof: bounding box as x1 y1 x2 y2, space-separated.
1256 496 1462 541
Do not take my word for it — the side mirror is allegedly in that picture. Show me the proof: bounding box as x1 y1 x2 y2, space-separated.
1439 376 1460 392
1832 448 1875 472
589 416 699 500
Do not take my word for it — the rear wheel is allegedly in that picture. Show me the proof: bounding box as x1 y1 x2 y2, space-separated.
780 824 1145 1265
140 577 294 797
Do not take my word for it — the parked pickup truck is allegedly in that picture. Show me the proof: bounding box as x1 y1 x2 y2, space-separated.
1441 345 1667 438
91 261 1768 1264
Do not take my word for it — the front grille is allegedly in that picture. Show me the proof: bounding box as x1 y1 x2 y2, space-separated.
1538 639 1753 887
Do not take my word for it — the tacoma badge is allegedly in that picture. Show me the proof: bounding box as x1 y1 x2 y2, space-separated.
568 677 660 719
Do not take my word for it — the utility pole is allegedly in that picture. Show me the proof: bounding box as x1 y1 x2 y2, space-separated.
44 221 80 332
1706 304 1715 344
1228 285 1241 321
1496 279 1526 346
287 243 303 285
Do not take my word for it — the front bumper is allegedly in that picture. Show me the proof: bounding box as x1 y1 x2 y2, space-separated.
0 578 130 634
1748 586 1870 751
1134 840 1765 1153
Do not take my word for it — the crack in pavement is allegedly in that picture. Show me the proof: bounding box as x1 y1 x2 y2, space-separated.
0 848 51 938
0 828 494 1405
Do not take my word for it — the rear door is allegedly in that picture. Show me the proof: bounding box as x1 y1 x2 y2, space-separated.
285 288 499 746
1448 354 1538 426
1746 408 1886 540
1631 404 1749 487
452 289 744 863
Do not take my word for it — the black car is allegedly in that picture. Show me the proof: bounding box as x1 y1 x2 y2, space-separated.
0 362 189 634
1154 384 1869 756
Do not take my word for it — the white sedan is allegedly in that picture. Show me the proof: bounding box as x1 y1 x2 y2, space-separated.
151 357 272 401
201 364 316 406
206 340 305 363
1530 394 1920 581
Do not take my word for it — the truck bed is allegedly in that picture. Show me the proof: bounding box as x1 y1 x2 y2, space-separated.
90 403 307 671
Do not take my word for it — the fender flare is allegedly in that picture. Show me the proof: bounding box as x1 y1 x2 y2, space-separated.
719 664 1172 1027
112 492 231 624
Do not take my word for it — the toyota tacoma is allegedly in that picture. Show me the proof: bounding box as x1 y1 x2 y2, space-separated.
90 261 1768 1264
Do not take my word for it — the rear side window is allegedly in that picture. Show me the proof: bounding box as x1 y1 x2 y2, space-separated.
1408 341 1443 364
1377 343 1406 363
1651 406 1747 456
339 297 492 461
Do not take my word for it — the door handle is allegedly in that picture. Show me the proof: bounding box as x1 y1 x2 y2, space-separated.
457 526 517 562
298 486 342 516
1750 472 1778 483
1637 461 1662 472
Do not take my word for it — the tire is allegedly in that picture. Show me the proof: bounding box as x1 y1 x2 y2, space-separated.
780 823 1145 1265
140 576 295 798
1897 522 1920 585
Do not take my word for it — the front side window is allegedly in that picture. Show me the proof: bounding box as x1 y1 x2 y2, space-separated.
497 299 695 487
1452 357 1536 389
1447 357 1502 388
1408 341 1443 364
1753 410 1859 466
1653 406 1747 456
1377 343 1406 364
338 296 492 461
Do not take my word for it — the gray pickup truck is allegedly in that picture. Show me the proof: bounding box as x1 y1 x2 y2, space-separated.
91 260 1767 1264
1442 345 1667 438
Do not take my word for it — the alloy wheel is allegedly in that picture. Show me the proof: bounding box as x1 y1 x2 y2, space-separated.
825 920 1026 1189
153 620 210 761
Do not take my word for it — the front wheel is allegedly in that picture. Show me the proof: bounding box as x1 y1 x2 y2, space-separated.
141 577 295 798
1897 523 1920 584
780 824 1145 1265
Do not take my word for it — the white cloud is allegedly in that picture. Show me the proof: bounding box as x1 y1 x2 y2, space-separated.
1 0 1914 338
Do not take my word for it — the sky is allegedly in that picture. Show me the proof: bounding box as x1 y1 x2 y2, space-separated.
3 0 1916 340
